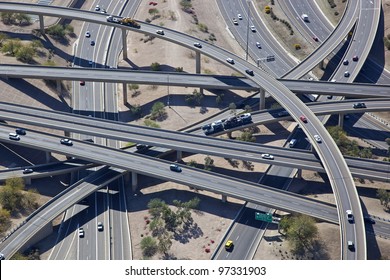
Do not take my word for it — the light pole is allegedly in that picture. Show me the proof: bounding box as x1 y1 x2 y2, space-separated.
245 0 251 61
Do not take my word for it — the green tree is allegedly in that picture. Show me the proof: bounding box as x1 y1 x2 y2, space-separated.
204 156 214 171
31 39 43 50
64 24 74 34
144 119 160 128
128 84 140 97
186 160 198 167
14 13 31 25
6 177 24 191
244 105 252 113
1 39 22 56
148 8 159 18
198 23 208 33
229 102 237 115
157 232 173 257
1 12 14 24
16 44 36 63
140 236 158 257
216 94 224 105
150 101 167 120
46 24 66 39
0 185 24 212
0 208 11 234
377 189 390 210
130 104 142 118
0 32 9 45
280 214 318 255
150 62 161 71
175 67 183 72
148 198 166 218
237 130 255 142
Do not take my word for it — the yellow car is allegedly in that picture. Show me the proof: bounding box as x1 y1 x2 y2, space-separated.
225 240 234 250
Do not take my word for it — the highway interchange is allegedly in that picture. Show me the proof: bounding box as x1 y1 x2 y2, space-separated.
0 0 388 260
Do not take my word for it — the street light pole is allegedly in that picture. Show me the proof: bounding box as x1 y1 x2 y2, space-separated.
245 0 251 61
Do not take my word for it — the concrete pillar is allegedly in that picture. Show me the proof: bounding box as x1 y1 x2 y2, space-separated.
56 80 61 95
45 151 51 163
123 83 128 105
70 171 76 184
195 51 201 73
259 89 266 110
195 52 203 95
177 150 182 162
227 131 232 139
24 177 31 185
121 29 128 60
39 15 44 33
64 130 70 137
131 171 138 192
124 171 130 187
338 113 344 128
221 194 227 203
319 60 325 70
296 169 302 179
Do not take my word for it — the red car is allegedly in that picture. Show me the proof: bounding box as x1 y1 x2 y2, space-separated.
299 115 307 123
352 55 359 61
80 80 85 86
149 1 157 5
313 36 319 42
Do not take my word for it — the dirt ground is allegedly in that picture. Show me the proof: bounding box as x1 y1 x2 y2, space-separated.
0 0 389 261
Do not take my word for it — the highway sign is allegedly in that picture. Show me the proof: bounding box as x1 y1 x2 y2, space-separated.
255 212 273 222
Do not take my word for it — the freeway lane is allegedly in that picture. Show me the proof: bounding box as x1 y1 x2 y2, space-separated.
2 64 390 97
0 101 389 181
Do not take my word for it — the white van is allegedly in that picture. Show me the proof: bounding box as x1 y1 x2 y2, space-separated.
289 139 297 148
9 132 20 140
301 14 309 22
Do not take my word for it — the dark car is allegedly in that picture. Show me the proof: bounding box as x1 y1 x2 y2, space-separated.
201 124 212 130
353 102 366 109
352 55 359 61
80 80 85 86
170 164 182 172
15 128 26 135
90 40 95 46
245 69 254 76
60 138 73 146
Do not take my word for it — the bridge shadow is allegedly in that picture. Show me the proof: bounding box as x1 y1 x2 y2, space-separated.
1 77 70 111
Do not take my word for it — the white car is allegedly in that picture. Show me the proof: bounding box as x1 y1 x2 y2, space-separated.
237 14 242 20
193 42 202 48
85 31 91 38
78 228 85 238
346 210 354 222
156 30 164 35
95 5 100 11
256 42 261 48
60 138 73 146
250 25 256 32
314 135 321 143
97 222 104 231
226 58 234 64
261 154 274 160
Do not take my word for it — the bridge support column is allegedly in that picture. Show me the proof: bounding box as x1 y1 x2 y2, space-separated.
221 194 227 203
64 130 70 137
338 113 344 128
45 151 51 163
319 60 325 70
296 169 302 179
195 51 204 95
39 15 44 34
121 29 128 60
56 80 61 95
124 171 130 187
131 171 138 192
70 171 77 184
122 83 128 105
227 131 232 139
177 150 182 162
24 177 32 185
259 89 266 110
